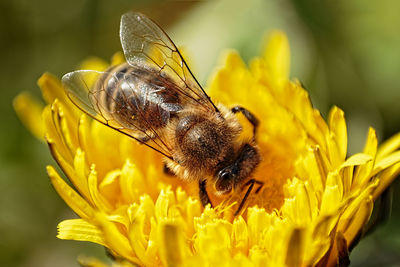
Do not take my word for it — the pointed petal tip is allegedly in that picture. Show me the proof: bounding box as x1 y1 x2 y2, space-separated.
263 30 290 85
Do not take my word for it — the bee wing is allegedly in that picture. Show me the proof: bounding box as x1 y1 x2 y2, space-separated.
62 69 174 159
120 11 219 112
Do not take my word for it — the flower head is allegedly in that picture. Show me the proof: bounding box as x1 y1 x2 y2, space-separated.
14 31 400 266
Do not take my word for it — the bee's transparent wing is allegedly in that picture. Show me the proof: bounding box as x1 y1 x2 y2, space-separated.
62 70 101 119
62 69 174 159
120 11 219 112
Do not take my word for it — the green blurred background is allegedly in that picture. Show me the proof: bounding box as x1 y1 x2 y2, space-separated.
1 0 399 266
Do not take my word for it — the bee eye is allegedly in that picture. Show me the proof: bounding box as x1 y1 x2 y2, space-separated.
219 170 232 180
216 169 233 194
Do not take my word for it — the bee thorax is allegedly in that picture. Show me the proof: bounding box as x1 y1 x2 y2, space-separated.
175 114 234 173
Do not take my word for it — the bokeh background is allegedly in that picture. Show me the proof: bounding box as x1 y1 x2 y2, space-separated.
1 0 399 266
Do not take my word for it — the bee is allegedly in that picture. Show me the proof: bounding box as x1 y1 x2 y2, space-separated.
62 12 263 215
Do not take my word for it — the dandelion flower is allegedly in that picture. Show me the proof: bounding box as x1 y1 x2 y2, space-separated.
14 27 400 266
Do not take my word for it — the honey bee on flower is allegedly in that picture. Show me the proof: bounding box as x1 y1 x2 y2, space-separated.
62 12 264 215
13 9 400 267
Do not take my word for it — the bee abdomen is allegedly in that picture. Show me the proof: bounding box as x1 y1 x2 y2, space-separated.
95 63 182 131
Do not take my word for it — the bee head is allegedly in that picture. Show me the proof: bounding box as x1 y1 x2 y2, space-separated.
214 143 261 195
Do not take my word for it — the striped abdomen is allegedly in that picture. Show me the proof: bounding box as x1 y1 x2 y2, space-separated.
94 63 182 133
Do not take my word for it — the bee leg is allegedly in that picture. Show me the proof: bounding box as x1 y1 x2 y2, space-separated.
231 106 259 140
163 164 175 176
199 180 213 208
234 179 264 216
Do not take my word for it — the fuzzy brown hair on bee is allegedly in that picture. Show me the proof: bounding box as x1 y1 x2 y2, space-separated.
62 11 264 215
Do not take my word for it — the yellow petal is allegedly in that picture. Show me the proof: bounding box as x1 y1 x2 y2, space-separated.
343 196 373 246
57 219 105 246
303 214 334 264
339 181 377 240
194 220 232 265
79 56 109 72
38 73 70 107
363 127 378 156
13 92 44 140
312 109 331 153
263 30 290 88
283 179 315 226
42 105 68 160
110 51 126 66
352 128 377 188
326 171 344 201
372 162 400 200
47 142 93 205
46 165 94 219
87 165 113 212
119 159 144 204
72 148 92 200
155 187 176 220
312 145 331 183
377 132 400 160
340 153 373 169
296 150 324 194
95 213 139 265
146 218 162 266
91 121 124 173
232 216 249 254
372 151 400 176
59 102 79 151
77 114 93 160
207 50 248 103
224 49 247 71
328 106 347 163
182 195 202 236
99 169 122 204
43 99 78 163
320 185 341 219
339 153 372 194
128 199 159 266
247 207 271 247
128 206 149 264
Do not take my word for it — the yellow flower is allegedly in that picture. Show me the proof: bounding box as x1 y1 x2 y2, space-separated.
14 31 400 266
